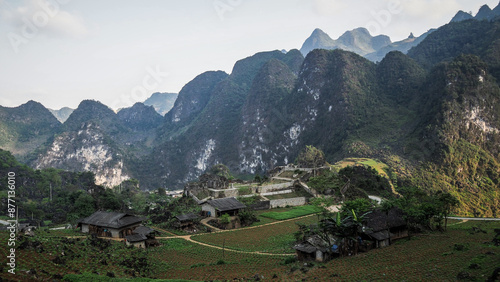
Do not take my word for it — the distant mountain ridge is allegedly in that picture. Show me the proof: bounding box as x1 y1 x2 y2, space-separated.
300 27 391 58
300 27 432 63
143 92 178 116
301 2 500 62
49 107 74 123
450 2 500 22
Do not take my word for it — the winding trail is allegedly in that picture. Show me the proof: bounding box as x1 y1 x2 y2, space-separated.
152 213 318 256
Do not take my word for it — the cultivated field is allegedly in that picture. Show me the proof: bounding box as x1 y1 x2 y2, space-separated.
0 216 499 281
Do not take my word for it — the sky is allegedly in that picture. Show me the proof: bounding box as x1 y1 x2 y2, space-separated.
0 0 497 110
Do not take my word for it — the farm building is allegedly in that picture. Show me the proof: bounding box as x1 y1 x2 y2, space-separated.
201 197 246 218
124 226 159 248
125 233 147 248
175 213 199 229
362 207 408 248
77 211 145 238
293 234 337 262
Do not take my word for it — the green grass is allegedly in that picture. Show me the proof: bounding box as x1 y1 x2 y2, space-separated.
260 205 321 220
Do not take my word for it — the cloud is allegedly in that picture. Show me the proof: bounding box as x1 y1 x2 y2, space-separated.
312 0 348 16
1 0 88 39
398 0 462 21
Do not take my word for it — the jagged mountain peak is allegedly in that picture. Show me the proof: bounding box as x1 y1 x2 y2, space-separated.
63 99 119 132
300 28 336 56
300 27 392 58
164 70 228 127
450 10 474 23
476 4 493 20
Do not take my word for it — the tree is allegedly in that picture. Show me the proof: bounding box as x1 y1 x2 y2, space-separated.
208 164 232 179
296 145 326 171
435 191 459 230
68 192 95 223
342 197 373 213
220 214 231 226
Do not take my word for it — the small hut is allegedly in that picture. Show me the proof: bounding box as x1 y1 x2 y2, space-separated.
293 234 336 262
125 233 147 248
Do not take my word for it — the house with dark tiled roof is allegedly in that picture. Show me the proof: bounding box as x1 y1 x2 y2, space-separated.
201 197 246 218
77 211 145 238
362 207 408 248
175 213 200 229
293 234 337 262
125 233 147 248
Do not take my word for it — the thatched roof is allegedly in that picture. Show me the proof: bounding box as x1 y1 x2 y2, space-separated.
78 211 144 229
205 197 246 212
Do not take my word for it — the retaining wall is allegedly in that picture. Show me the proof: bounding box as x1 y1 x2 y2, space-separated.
270 197 307 208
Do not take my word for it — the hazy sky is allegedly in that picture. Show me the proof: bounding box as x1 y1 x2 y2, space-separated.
0 0 497 110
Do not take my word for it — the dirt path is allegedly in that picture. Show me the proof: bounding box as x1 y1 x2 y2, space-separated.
155 213 317 256
156 234 293 256
199 217 221 231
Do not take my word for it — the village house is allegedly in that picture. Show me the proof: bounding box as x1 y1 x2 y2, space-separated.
293 234 337 262
293 207 408 262
124 226 159 248
201 197 246 218
77 211 145 238
175 213 200 231
125 233 147 248
362 207 408 249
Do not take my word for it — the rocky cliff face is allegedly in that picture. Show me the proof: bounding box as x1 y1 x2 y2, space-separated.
34 122 130 187
31 100 164 187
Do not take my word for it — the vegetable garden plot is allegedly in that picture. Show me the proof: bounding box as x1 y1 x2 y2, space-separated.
149 239 284 280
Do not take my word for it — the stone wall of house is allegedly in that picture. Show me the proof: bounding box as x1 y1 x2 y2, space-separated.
270 197 307 208
201 203 217 217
